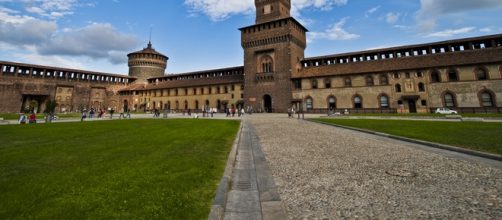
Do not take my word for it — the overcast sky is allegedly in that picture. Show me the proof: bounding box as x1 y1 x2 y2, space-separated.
1 0 501 75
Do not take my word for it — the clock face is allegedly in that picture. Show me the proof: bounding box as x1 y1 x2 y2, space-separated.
263 4 272 14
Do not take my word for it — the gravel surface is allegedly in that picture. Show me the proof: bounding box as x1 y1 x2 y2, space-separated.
246 114 502 219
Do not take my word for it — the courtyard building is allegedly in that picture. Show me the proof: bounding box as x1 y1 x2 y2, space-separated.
0 0 501 114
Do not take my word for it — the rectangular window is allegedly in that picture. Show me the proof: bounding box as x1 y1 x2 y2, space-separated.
293 79 302 90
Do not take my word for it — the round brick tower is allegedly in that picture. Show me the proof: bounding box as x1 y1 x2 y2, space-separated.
127 41 168 83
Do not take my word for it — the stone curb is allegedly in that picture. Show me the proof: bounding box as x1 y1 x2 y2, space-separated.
310 120 502 162
208 122 244 220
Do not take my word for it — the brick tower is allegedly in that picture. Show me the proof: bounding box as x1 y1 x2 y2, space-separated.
127 41 168 83
241 0 307 112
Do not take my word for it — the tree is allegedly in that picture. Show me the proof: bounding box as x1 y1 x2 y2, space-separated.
44 100 58 123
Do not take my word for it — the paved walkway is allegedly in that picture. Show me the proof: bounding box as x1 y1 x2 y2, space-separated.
219 114 501 219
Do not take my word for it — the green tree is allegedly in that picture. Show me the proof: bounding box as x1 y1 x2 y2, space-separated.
44 100 58 123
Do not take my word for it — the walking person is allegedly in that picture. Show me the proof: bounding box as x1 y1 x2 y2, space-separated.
28 112 37 124
81 109 87 122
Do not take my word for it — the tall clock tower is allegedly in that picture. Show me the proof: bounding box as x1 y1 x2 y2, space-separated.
241 0 307 112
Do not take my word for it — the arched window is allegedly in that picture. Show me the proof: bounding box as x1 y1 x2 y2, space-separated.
305 97 313 110
260 56 274 73
311 79 318 89
418 83 425 92
327 96 337 110
475 67 488 80
443 92 456 107
354 95 363 109
431 70 441 83
395 84 402 93
379 95 389 108
448 69 458 81
366 75 374 86
479 90 495 107
380 74 389 85
344 77 352 87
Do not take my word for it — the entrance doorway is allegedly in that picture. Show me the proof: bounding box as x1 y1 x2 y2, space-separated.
328 96 337 110
21 95 47 113
408 100 417 113
263 94 272 113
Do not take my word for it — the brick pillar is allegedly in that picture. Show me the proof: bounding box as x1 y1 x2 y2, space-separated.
41 69 46 78
0 64 3 76
14 66 19 77
29 68 33 77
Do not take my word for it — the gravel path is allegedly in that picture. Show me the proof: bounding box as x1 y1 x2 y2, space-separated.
246 114 502 219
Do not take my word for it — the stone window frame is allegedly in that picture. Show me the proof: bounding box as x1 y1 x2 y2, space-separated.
430 69 441 83
260 55 274 73
378 93 390 108
447 68 459 82
311 78 318 89
327 95 337 109
380 74 389 85
474 66 489 80
353 94 363 109
395 84 402 93
418 82 425 92
441 90 457 108
478 89 496 107
305 96 314 110
366 75 374 86
344 77 352 87
324 78 332 88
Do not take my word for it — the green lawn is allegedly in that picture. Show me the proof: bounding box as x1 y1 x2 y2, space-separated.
339 113 502 118
0 113 81 120
0 119 239 219
313 118 502 155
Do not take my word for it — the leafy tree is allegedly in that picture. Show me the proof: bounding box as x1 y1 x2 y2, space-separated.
44 100 58 123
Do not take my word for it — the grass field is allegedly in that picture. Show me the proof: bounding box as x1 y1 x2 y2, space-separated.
313 118 502 155
339 113 502 118
0 119 239 219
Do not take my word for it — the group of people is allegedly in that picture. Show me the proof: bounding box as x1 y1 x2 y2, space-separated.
225 105 246 117
18 112 37 124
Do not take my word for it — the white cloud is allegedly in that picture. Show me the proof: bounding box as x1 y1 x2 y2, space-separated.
14 52 86 70
184 0 348 21
425 27 475 38
365 6 380 18
480 27 492 33
1 5 137 65
184 0 254 21
416 0 502 31
385 12 400 24
0 11 57 45
308 17 359 42
39 23 137 64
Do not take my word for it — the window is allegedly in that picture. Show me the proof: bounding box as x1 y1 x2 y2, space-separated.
480 91 495 107
405 72 411 78
443 92 456 107
293 79 302 90
476 68 488 80
306 97 313 110
393 73 400 79
379 95 389 108
324 78 331 88
416 71 424 78
418 83 425 92
431 71 441 83
311 79 318 89
344 77 352 87
261 56 274 73
448 69 458 81
380 75 389 85
354 96 363 109
395 84 402 93
421 100 427 106
366 75 374 86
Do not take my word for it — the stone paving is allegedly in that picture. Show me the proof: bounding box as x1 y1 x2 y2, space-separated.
244 114 502 219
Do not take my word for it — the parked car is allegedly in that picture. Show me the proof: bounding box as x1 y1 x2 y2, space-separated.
435 107 458 114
